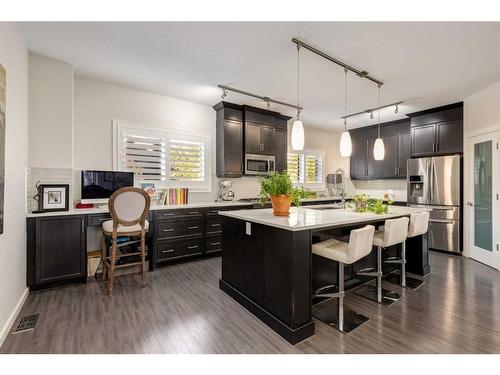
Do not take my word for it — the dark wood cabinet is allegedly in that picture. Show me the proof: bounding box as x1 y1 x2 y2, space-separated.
245 122 275 155
350 119 410 180
411 124 436 157
275 128 288 172
408 103 463 157
28 215 86 289
397 131 411 178
214 102 244 177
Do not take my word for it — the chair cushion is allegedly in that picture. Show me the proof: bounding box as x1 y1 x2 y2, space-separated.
372 230 385 247
102 219 149 234
312 238 350 264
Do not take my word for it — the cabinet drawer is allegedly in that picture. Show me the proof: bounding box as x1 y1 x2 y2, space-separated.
205 205 251 216
205 217 222 234
87 213 112 226
206 236 222 254
156 238 204 261
154 208 203 220
156 219 203 240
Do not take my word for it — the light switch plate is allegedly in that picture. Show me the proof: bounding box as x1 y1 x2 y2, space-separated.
245 222 251 235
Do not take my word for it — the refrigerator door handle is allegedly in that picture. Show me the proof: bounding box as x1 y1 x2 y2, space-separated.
429 158 434 203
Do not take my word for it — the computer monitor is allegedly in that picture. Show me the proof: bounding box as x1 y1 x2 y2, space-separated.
81 170 134 204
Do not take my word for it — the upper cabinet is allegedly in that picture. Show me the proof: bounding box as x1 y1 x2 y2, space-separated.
350 119 410 180
408 103 463 157
213 102 290 177
214 102 244 178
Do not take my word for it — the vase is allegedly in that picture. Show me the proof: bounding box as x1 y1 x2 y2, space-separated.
270 194 292 216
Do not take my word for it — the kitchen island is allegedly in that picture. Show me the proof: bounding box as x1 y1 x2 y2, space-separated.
219 204 430 344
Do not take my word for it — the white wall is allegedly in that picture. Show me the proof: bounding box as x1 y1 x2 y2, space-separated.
74 76 215 171
29 54 73 168
463 79 500 257
0 23 29 346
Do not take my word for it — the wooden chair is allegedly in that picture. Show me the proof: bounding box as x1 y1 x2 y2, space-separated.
101 187 151 295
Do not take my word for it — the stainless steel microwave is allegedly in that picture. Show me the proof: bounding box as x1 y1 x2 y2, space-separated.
245 154 275 175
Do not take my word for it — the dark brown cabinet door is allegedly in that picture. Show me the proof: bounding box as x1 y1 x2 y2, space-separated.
245 122 261 154
380 133 399 178
411 124 436 157
436 119 463 155
398 132 411 178
350 138 367 179
366 137 381 178
260 125 275 155
275 128 288 172
223 119 243 176
35 216 86 285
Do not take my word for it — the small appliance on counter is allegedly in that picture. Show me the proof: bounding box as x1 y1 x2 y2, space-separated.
219 180 235 201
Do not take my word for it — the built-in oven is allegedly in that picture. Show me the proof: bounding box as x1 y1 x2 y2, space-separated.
244 154 275 175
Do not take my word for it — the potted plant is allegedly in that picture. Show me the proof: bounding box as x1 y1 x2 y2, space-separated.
259 171 308 216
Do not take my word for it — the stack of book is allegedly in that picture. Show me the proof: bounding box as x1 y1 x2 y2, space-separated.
161 188 189 205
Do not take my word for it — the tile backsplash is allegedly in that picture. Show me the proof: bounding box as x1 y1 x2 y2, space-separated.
27 167 405 212
351 179 408 201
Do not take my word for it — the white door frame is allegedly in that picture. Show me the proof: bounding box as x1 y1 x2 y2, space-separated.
466 128 500 270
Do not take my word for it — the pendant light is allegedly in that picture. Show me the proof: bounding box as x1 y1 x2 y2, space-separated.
339 68 352 157
373 84 385 161
291 43 305 151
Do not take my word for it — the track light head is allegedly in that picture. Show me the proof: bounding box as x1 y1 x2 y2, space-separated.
221 88 228 100
394 104 399 114
370 111 374 120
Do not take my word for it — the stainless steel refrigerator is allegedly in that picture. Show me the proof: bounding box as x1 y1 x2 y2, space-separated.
407 155 462 253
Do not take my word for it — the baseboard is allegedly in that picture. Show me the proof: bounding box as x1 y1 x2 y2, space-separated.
0 287 29 347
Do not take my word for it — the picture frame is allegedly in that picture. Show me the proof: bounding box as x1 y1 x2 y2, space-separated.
141 182 156 199
37 184 70 212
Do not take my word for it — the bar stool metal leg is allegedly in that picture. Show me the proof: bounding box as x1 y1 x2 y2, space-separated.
384 240 425 290
355 245 401 306
313 262 369 334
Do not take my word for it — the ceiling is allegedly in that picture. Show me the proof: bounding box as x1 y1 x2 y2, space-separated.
19 22 500 130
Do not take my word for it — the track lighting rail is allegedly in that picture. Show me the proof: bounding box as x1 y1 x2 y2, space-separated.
341 101 403 120
217 84 303 111
291 38 384 86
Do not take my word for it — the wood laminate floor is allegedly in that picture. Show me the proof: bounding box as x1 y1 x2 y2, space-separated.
2 251 500 354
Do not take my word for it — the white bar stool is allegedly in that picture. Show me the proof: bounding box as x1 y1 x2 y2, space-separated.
312 225 375 333
355 217 409 306
385 211 430 289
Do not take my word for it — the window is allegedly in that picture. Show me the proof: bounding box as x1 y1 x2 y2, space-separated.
287 150 325 190
115 121 211 191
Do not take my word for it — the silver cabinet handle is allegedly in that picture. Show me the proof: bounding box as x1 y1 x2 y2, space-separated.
98 217 110 221
210 223 221 227
466 202 474 206
210 242 221 246
162 249 174 254
188 211 200 215
430 219 455 224
162 228 174 232
188 226 199 230
187 245 199 250
81 218 85 233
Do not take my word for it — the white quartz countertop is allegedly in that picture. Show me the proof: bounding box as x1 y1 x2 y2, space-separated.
26 201 253 218
219 205 429 232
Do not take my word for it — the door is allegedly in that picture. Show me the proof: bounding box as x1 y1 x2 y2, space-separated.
223 119 243 176
260 125 275 155
274 128 287 172
468 131 500 270
366 137 381 178
397 132 411 178
411 124 436 157
35 216 86 284
350 139 367 179
430 155 461 206
436 119 463 155
380 133 399 178
245 122 260 154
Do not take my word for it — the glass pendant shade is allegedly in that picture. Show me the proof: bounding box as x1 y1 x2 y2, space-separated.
340 131 352 157
291 119 305 151
373 137 385 160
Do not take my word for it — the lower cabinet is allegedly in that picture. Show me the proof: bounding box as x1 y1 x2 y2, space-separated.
27 215 86 290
